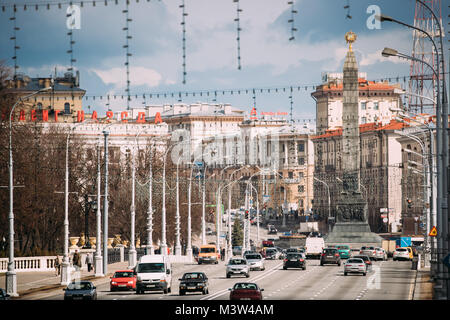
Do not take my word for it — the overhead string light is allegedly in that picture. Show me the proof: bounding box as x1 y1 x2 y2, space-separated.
234 0 242 70
0 0 153 12
123 0 132 110
289 86 294 125
10 5 19 78
344 0 351 19
180 0 188 84
287 1 297 41
67 2 77 104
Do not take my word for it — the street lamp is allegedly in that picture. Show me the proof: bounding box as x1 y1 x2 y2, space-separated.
83 192 97 249
314 177 331 232
6 86 52 296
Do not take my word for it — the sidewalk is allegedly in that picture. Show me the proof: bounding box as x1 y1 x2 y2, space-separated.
0 261 129 299
412 267 433 300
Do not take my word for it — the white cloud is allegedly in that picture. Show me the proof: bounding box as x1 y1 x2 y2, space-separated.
91 66 162 89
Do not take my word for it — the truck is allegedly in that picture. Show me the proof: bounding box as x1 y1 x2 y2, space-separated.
298 222 319 235
135 255 172 294
305 237 325 259
382 240 396 257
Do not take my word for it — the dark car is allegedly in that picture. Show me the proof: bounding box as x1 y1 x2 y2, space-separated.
352 255 372 271
179 272 209 295
0 288 11 300
283 253 306 270
229 282 264 300
268 226 277 234
64 281 97 300
320 248 341 266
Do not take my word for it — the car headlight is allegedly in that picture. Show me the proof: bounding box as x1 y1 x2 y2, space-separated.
83 293 92 297
111 281 117 285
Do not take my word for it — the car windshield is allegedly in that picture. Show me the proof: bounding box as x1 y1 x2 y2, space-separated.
234 283 258 290
183 273 204 280
200 247 216 253
245 254 261 260
229 259 246 265
113 272 134 278
347 259 364 264
67 282 92 290
136 263 165 273
266 249 276 254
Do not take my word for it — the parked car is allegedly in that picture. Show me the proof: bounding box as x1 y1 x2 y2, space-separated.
64 281 97 300
244 253 265 271
283 253 306 270
393 247 412 261
336 245 351 259
344 258 367 276
0 288 10 300
226 258 250 278
229 282 263 300
352 255 372 271
110 270 136 291
179 272 209 295
360 246 377 260
320 248 341 266
374 247 387 261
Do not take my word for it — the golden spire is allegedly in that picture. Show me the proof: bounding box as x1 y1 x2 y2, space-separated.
345 31 357 51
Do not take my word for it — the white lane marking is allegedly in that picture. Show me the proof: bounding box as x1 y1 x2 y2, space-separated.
201 262 283 300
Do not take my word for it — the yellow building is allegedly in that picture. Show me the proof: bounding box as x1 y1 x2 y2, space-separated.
3 72 85 123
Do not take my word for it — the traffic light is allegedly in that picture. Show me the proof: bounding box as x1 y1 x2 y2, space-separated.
407 199 412 209
245 210 249 219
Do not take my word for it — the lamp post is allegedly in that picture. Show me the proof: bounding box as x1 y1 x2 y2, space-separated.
83 193 97 249
249 183 260 246
175 156 183 256
6 86 52 296
314 177 331 232
94 141 103 277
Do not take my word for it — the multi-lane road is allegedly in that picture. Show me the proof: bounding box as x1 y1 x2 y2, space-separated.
39 257 416 300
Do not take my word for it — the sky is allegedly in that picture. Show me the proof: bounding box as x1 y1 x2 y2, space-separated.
0 0 447 121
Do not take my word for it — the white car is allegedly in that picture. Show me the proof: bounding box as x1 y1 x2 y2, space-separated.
226 258 250 278
393 248 411 261
360 246 377 260
374 247 387 261
244 253 265 271
344 258 367 276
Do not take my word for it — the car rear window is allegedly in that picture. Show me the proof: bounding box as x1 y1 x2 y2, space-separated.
323 249 337 254
230 259 246 265
347 259 364 264
396 248 408 252
245 254 261 260
113 272 134 278
286 254 302 259
353 255 369 261
234 283 257 290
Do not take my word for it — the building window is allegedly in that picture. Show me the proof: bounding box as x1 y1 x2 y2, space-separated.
362 117 367 124
298 185 304 193
288 172 293 179
361 102 367 110
298 157 305 165
64 102 71 114
37 102 43 110
374 101 379 110
298 142 305 152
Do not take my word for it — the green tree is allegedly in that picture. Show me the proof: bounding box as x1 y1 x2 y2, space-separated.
232 218 244 247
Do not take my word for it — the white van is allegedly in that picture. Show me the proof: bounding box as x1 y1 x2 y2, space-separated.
135 255 172 294
305 237 325 259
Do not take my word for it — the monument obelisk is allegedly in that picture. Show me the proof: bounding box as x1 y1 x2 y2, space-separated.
324 31 382 247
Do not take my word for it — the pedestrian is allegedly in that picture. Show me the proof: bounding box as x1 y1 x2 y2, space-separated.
85 252 93 272
221 248 225 261
72 250 82 271
54 255 61 276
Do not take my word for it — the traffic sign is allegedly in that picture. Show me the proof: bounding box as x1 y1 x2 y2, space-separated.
429 226 437 237
443 254 450 269
383 218 388 223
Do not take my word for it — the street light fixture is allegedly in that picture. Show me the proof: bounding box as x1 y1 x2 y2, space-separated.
6 86 52 297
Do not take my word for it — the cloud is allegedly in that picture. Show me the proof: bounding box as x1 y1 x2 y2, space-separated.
91 66 162 89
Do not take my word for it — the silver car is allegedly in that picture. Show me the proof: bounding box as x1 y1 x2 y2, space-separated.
360 246 377 260
244 253 265 271
344 258 367 276
374 247 387 261
226 258 250 278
